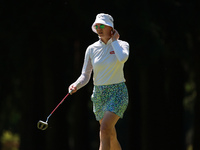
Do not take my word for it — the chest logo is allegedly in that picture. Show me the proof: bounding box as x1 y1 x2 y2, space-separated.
110 51 115 54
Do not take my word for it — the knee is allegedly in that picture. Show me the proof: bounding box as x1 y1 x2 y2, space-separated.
100 125 114 139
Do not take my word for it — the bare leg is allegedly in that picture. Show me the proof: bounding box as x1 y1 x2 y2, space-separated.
99 111 122 150
110 127 122 150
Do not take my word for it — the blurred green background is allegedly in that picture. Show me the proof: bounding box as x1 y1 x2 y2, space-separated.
0 0 200 150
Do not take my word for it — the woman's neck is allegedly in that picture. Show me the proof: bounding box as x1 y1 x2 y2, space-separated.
100 37 111 44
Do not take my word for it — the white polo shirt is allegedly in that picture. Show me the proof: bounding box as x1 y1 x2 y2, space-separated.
73 38 129 90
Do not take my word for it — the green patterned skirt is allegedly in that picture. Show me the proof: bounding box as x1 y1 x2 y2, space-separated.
91 82 128 121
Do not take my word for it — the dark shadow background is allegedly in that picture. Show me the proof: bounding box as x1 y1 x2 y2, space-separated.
0 0 200 150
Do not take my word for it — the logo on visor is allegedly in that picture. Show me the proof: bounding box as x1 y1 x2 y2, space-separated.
98 14 105 19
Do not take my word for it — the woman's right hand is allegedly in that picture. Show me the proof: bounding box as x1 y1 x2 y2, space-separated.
68 84 77 95
111 29 120 41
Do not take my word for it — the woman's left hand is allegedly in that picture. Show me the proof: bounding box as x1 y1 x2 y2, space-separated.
112 29 120 41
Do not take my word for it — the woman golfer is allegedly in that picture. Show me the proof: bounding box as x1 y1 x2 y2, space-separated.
69 13 129 150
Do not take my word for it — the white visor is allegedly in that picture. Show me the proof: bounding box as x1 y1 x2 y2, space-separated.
91 13 114 33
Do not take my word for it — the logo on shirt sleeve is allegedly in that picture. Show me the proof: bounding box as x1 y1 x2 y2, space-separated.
110 51 115 54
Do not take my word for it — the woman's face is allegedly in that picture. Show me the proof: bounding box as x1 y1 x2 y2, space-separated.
95 23 113 40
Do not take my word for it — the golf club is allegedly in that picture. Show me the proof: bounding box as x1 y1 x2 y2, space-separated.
37 90 72 130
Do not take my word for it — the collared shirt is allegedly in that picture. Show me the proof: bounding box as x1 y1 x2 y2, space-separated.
73 38 130 90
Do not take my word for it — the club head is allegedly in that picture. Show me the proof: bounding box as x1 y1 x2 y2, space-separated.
37 120 48 130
